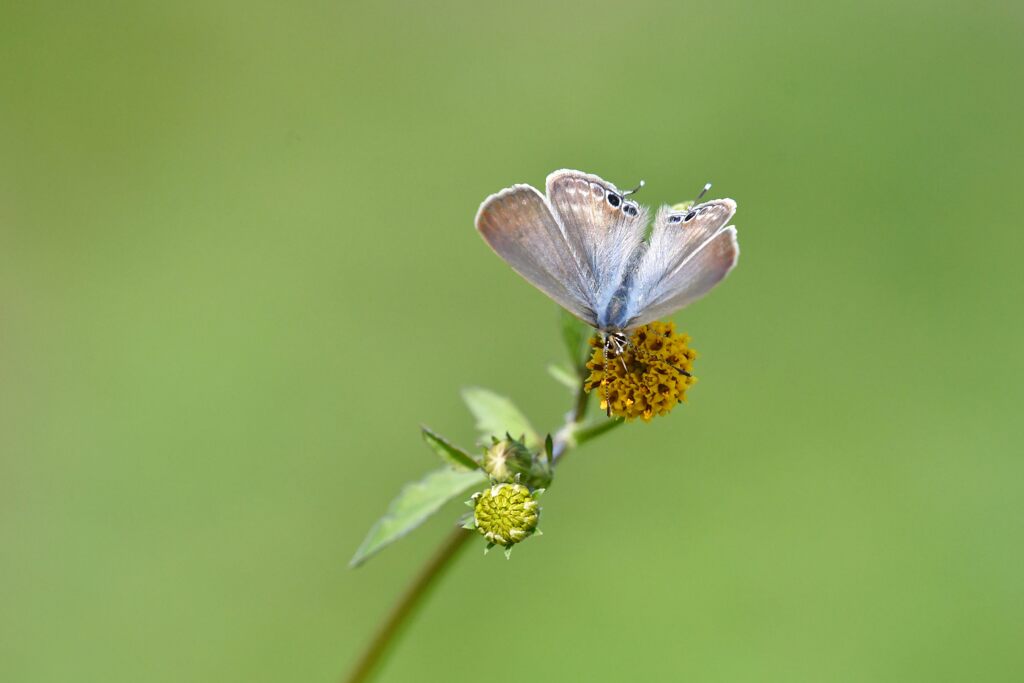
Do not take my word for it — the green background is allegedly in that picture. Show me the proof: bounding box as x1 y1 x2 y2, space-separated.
2 1 1022 681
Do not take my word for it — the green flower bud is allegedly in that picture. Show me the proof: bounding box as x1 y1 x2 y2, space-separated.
472 483 540 548
482 434 554 490
482 437 533 484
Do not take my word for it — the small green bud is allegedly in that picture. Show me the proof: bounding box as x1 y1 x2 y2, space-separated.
482 437 533 484
472 483 541 549
482 435 554 490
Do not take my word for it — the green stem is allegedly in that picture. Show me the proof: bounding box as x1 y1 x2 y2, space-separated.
342 527 472 683
574 416 624 447
552 375 592 462
568 376 591 428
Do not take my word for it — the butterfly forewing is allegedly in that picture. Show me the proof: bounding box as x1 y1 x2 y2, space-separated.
624 200 739 328
475 184 598 326
545 170 648 311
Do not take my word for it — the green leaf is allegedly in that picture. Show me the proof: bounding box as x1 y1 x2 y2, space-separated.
546 363 580 390
349 467 487 567
421 426 480 471
461 387 539 448
559 308 592 367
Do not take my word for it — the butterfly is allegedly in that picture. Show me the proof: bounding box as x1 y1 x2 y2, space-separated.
475 169 739 364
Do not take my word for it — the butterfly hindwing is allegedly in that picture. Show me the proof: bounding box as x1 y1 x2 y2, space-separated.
624 200 739 328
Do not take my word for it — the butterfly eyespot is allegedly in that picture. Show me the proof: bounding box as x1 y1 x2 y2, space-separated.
684 211 697 222
668 215 682 224
623 203 638 217
606 192 621 208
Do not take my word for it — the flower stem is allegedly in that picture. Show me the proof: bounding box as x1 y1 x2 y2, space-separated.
568 376 591 430
552 371 592 463
342 527 473 683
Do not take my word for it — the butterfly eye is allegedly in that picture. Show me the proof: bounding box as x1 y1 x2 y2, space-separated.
606 192 621 208
684 211 697 222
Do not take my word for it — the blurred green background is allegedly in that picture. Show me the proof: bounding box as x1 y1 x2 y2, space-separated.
2 1 1022 681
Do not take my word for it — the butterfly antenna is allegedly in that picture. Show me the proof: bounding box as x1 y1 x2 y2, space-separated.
623 179 645 196
695 182 712 203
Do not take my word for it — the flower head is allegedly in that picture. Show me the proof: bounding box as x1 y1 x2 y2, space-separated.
471 483 541 550
584 321 697 421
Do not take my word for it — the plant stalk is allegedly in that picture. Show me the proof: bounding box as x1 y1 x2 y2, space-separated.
342 526 472 683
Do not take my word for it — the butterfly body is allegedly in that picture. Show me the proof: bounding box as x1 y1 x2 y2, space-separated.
475 169 739 338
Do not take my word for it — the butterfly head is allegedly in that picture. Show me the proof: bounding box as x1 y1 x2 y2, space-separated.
602 331 630 360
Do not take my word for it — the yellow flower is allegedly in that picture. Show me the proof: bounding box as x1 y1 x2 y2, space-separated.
584 321 697 422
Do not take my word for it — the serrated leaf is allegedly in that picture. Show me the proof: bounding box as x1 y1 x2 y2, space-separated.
421 426 480 471
559 308 592 366
547 363 580 390
350 467 486 567
461 387 539 448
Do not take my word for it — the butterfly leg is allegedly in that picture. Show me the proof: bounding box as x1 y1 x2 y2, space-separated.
600 334 614 417
601 332 631 417
602 348 612 417
608 333 629 372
